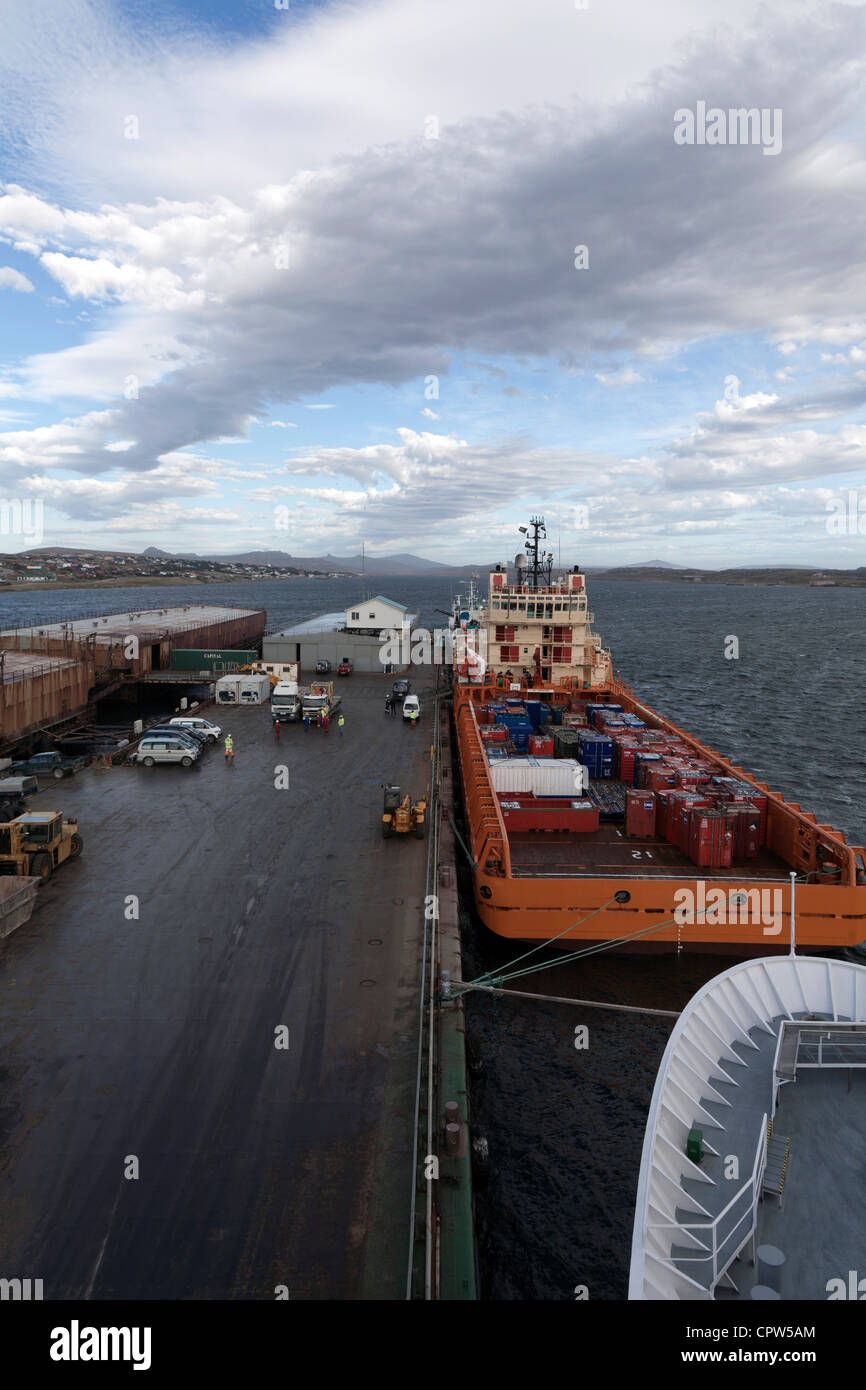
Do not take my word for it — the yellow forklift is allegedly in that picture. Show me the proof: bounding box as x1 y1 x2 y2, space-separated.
382 784 427 840
0 811 83 880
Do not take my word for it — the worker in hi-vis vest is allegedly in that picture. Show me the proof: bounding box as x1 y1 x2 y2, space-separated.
224 734 234 760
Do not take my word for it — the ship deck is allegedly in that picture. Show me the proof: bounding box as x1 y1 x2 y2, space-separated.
508 819 790 881
664 1014 866 1300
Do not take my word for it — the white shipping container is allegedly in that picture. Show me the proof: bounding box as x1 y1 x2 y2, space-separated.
215 675 241 704
488 757 588 796
237 674 271 704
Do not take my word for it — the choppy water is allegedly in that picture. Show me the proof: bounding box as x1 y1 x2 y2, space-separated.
4 574 864 1300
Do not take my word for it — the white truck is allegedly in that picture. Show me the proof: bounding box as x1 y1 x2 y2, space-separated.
271 679 303 722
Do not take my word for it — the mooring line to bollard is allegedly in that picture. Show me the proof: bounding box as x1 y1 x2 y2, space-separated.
450 980 680 1019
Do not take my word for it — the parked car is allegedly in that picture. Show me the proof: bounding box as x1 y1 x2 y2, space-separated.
402 695 421 722
146 725 208 748
131 736 201 768
337 659 354 676
391 679 410 702
315 659 332 674
169 716 222 743
0 776 38 822
9 750 86 781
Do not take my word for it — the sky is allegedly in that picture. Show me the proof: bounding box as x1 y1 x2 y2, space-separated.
1 0 866 568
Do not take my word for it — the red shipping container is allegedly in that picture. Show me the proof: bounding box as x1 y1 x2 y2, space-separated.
480 724 508 742
646 767 681 792
655 790 674 840
625 788 656 838
497 794 600 833
529 734 554 757
688 810 735 869
667 792 712 853
718 802 761 860
616 740 641 782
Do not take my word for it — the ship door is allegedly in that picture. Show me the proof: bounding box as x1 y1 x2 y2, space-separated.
542 666 551 682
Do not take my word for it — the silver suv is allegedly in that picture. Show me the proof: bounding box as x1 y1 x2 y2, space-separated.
132 736 201 768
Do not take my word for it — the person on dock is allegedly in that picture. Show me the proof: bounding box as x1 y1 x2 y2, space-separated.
323 711 330 733
317 710 323 729
410 709 418 728
337 713 345 735
304 713 310 732
390 696 396 717
384 693 391 714
273 718 281 741
224 734 234 761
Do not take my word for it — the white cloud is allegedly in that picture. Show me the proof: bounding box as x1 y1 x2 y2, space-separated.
595 368 645 387
0 265 34 292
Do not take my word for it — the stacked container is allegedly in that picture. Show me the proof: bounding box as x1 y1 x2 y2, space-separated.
625 789 656 838
576 731 615 779
688 810 735 869
529 733 554 757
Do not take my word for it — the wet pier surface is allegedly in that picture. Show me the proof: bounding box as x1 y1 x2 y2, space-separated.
0 673 434 1299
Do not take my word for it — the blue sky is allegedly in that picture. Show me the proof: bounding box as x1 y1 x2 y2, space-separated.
1 0 866 567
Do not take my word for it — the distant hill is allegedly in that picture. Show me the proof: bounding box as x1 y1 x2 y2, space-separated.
143 546 497 575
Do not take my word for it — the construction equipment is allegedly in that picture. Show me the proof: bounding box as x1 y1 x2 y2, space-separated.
382 784 427 839
0 811 83 880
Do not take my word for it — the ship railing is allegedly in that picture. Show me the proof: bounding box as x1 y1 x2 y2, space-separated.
454 695 512 877
772 1020 866 1110
647 1113 767 1294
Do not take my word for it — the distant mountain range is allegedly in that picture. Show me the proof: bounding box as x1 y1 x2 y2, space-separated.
141 546 496 575
14 545 839 576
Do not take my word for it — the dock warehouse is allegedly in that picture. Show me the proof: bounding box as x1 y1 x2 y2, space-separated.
263 597 419 674
0 605 266 677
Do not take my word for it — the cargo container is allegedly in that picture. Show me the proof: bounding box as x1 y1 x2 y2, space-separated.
528 734 554 757
215 675 242 703
488 757 589 797
688 809 735 869
625 789 656 838
237 674 271 705
169 648 258 672
497 794 600 834
717 801 761 860
577 731 615 779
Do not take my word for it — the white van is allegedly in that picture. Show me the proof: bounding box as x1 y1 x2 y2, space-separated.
169 716 222 743
132 735 201 768
402 695 421 722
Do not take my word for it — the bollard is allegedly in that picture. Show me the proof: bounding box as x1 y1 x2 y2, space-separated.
445 1100 459 1128
757 1245 785 1293
445 1123 460 1155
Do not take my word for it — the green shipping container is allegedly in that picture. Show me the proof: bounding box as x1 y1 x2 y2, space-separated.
169 648 258 672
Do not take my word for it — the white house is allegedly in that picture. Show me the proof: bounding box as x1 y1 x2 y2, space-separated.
344 596 409 633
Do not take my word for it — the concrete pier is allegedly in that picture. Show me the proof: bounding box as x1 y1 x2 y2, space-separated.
0 673 434 1298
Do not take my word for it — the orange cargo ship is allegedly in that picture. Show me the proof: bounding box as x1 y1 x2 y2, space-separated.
452 519 866 954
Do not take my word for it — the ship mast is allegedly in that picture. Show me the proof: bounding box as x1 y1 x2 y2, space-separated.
517 516 554 590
